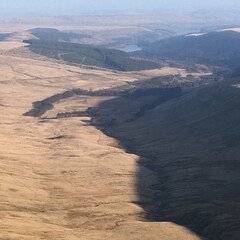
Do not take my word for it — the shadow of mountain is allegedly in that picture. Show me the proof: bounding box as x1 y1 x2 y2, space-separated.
92 79 240 240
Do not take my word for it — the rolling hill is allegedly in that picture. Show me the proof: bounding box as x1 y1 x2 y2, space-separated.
137 30 240 69
30 28 91 42
24 39 161 71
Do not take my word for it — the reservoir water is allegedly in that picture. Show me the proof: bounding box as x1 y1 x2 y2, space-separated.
113 45 142 53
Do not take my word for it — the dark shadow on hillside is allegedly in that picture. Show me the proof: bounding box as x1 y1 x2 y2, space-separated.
91 81 240 240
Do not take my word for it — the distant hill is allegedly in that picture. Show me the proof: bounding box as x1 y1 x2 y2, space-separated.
137 30 240 69
93 77 240 240
24 39 161 71
30 28 91 42
0 28 92 43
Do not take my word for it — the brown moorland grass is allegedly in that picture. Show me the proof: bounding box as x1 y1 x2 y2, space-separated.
0 42 200 239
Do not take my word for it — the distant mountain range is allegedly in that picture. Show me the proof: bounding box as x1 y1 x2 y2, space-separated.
4 27 240 73
24 28 240 72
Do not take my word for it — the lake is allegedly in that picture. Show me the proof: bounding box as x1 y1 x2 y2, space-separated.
113 45 142 53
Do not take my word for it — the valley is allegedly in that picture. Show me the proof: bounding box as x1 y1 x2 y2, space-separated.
1 13 240 240
0 42 202 239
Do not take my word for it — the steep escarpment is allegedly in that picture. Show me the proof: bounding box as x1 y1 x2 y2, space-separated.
92 77 240 240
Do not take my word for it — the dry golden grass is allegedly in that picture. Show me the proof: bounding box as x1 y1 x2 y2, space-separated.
131 67 211 79
130 67 188 78
0 41 29 51
0 42 200 239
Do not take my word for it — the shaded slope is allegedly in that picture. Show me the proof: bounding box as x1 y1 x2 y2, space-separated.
137 31 240 68
93 78 240 240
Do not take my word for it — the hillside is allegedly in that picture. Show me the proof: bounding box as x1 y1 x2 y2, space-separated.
92 77 240 240
0 41 204 240
30 28 91 42
137 30 240 69
24 39 161 71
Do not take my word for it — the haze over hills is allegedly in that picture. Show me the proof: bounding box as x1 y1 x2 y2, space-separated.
2 13 240 45
1 0 240 15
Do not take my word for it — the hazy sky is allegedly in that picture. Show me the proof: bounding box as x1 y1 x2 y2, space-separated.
0 0 240 15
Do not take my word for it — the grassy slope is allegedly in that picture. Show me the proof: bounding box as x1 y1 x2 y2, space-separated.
94 78 240 240
0 46 200 240
24 39 161 71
